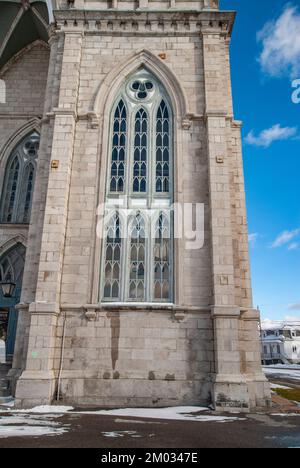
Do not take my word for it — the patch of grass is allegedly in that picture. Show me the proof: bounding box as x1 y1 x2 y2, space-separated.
273 388 300 402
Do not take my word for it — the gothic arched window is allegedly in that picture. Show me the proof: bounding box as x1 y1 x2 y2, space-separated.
101 70 173 303
0 243 26 285
0 132 39 224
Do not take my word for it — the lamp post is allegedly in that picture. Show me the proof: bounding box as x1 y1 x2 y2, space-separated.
0 281 16 298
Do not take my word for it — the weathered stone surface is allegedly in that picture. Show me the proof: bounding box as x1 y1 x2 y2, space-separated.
0 1 271 411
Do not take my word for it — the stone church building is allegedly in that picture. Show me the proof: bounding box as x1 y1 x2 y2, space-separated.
0 0 270 410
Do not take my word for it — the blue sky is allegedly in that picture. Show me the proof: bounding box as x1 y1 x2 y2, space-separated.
221 0 300 320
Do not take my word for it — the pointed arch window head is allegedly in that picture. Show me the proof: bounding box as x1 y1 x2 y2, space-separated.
107 70 172 197
0 132 39 224
0 243 26 285
102 69 173 303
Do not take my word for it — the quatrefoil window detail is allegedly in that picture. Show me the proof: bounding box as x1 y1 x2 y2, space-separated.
130 80 154 100
23 134 40 159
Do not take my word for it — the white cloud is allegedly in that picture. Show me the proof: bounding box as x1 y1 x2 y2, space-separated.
257 5 300 78
271 228 300 248
287 242 299 250
248 233 258 245
288 304 300 312
245 124 297 147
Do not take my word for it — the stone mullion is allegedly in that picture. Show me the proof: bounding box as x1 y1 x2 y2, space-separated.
15 32 83 407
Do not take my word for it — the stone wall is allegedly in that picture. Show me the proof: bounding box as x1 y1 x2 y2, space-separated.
60 33 211 307
0 41 50 388
56 310 213 406
11 7 271 410
0 41 50 286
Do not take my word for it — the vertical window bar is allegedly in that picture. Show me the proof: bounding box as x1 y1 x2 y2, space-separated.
21 163 35 224
103 213 122 299
110 100 127 193
1 132 39 224
133 108 148 193
156 100 170 193
154 212 171 301
1 156 20 223
129 213 146 300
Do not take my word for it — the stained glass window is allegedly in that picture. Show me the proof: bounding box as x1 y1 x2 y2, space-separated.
103 213 122 300
129 213 146 300
154 213 171 300
20 163 35 224
110 100 127 193
1 156 20 223
102 71 173 303
0 243 26 284
133 109 148 193
0 132 39 224
156 100 170 193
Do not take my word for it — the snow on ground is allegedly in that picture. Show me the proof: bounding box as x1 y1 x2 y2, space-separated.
0 400 14 408
0 405 245 426
102 431 142 438
84 406 245 423
0 414 69 438
265 365 300 369
0 405 247 440
0 405 74 414
263 366 300 382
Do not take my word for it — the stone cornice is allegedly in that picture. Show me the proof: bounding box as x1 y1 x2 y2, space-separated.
53 10 235 36
60 303 210 312
59 303 211 322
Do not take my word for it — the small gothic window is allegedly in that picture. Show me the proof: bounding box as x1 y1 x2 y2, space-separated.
0 243 26 284
102 70 173 303
0 132 39 224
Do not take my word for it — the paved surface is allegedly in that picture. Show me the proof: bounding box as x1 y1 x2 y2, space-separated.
0 410 299 448
0 374 299 449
